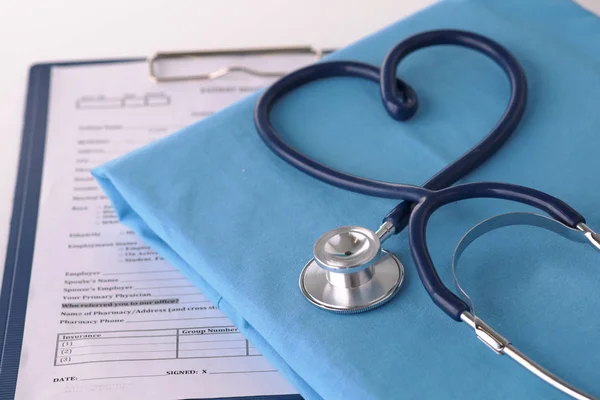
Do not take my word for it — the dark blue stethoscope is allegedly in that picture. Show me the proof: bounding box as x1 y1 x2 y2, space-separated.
254 30 599 399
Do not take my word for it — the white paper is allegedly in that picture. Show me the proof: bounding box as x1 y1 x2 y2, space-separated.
14 54 315 400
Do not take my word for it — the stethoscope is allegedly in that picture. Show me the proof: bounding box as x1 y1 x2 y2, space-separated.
254 30 600 399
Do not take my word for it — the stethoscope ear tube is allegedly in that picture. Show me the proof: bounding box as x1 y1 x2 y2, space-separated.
453 213 597 400
408 182 586 321
461 312 595 400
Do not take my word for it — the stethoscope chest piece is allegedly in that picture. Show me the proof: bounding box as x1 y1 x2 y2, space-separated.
299 226 404 313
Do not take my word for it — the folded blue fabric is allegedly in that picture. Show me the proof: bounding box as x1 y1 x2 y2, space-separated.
94 1 600 398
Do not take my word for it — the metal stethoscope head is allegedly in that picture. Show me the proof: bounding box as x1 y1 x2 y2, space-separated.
299 222 403 313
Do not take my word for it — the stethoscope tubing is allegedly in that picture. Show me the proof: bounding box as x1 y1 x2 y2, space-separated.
254 61 427 203
381 30 527 230
254 29 585 318
254 29 596 399
409 181 585 319
255 29 528 224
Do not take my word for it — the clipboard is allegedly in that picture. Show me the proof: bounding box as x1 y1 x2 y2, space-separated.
0 47 329 400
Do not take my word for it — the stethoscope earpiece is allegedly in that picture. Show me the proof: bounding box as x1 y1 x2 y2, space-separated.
299 225 404 313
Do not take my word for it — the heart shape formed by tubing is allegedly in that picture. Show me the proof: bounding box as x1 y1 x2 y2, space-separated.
255 30 527 229
254 29 531 318
254 29 590 320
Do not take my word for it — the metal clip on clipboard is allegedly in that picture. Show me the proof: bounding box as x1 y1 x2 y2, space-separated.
149 47 333 83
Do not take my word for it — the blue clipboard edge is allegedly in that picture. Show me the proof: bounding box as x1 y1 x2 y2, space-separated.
0 58 302 400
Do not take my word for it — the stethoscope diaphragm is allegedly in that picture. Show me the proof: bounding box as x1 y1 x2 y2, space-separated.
299 226 404 313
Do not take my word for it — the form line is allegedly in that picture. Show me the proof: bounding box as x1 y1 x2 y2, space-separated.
178 346 247 352
133 285 194 290
70 349 175 356
210 370 277 375
71 341 174 348
103 270 176 276
57 354 261 366
126 317 226 323
178 301 212 304
80 374 165 381
121 277 186 283
58 334 178 341
179 339 245 345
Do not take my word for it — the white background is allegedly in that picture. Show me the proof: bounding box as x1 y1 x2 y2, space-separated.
0 0 598 272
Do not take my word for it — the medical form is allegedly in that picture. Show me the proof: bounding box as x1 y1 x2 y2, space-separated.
13 55 313 399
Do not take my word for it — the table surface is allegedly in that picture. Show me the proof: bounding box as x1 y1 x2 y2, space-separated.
0 0 598 282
